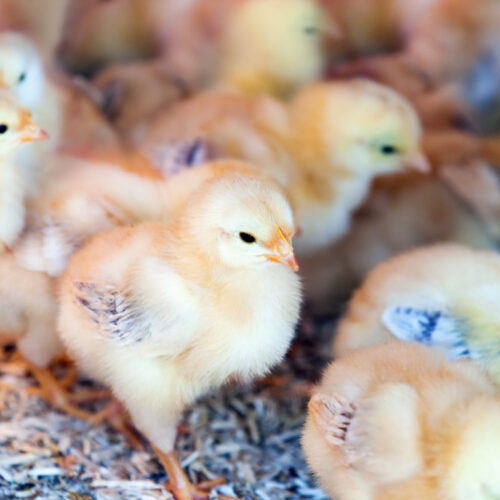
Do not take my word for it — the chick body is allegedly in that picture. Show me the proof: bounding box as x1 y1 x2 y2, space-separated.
303 342 500 500
58 161 301 489
333 244 500 385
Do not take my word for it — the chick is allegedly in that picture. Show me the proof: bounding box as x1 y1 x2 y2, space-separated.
0 31 131 186
303 342 500 500
0 89 46 248
92 60 188 144
333 244 500 385
140 79 428 255
216 0 336 97
58 160 302 498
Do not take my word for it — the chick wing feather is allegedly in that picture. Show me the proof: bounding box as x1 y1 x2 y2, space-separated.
73 281 150 346
382 306 473 360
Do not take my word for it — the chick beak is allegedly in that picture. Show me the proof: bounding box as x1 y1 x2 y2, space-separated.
20 118 48 143
264 227 299 271
403 152 431 173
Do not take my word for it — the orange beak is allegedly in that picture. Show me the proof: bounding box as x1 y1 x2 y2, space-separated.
263 227 299 272
403 152 431 173
20 118 48 143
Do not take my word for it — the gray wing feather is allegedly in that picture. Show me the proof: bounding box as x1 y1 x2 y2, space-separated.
74 281 150 345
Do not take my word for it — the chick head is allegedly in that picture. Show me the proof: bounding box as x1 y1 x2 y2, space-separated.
290 79 429 177
0 32 44 108
0 89 47 155
219 0 336 96
181 161 299 271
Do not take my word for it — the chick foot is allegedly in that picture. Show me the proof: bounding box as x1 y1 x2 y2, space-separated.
154 447 240 500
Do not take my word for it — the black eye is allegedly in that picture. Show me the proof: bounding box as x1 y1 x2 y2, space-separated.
380 145 398 155
0 124 8 134
239 232 256 244
18 72 26 83
303 26 317 35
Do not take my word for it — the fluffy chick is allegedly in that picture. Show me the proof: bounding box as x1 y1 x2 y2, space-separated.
58 160 301 498
140 79 428 255
303 342 500 500
216 0 336 96
0 89 46 247
333 244 500 385
0 31 132 187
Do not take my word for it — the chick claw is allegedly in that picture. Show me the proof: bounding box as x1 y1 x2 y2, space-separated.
154 448 241 500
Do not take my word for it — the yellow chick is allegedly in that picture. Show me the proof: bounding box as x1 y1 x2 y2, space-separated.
58 160 301 498
303 342 500 500
0 89 46 248
140 79 428 255
216 0 336 96
333 244 500 386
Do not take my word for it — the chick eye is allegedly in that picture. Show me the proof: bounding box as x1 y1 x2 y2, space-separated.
303 26 318 35
18 72 26 83
239 232 256 244
0 124 8 134
380 145 398 155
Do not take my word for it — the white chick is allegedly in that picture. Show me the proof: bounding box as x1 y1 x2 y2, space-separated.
139 79 429 255
0 89 46 247
58 160 301 499
0 31 131 189
303 342 500 500
333 244 500 386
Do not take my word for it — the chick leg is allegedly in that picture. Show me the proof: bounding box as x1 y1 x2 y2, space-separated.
24 360 102 421
153 447 240 500
92 399 144 451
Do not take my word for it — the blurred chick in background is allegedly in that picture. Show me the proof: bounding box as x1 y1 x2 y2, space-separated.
303 342 500 500
139 79 428 255
91 60 187 143
0 31 138 189
58 160 301 499
333 244 500 386
0 89 46 248
215 0 337 96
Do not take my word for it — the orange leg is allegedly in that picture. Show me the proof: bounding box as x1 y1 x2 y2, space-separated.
153 447 240 500
24 361 101 421
92 399 144 451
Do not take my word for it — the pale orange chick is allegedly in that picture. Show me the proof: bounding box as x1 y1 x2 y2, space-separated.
139 79 429 256
58 160 302 499
303 342 500 500
333 244 500 386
